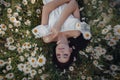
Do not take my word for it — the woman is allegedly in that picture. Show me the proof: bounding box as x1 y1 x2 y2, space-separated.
32 0 91 69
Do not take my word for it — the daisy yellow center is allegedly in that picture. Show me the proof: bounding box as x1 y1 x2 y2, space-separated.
85 33 89 37
34 29 38 33
32 59 35 63
38 58 43 63
117 29 120 33
2 25 6 28
11 18 15 21
0 61 3 64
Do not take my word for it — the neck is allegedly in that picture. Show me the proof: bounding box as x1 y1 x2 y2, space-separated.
57 34 68 45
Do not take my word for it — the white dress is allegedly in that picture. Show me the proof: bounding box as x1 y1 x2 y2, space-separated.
32 0 91 40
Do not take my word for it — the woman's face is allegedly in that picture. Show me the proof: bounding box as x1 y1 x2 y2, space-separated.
56 44 72 63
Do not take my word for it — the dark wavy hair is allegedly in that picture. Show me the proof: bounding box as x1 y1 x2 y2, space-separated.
52 34 90 70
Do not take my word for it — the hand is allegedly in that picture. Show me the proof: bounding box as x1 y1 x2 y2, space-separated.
50 25 61 38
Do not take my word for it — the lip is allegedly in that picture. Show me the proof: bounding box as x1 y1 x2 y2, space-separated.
58 48 64 50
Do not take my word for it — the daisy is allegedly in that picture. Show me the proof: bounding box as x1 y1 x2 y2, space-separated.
86 46 93 53
83 32 92 40
23 67 31 74
104 33 112 40
108 40 117 46
102 28 109 34
7 8 12 14
75 22 81 29
6 37 14 44
86 76 93 80
8 45 16 51
93 60 98 66
0 60 6 67
22 0 28 5
9 16 17 23
14 21 21 27
7 13 12 18
37 55 46 67
104 55 113 61
30 69 37 78
31 0 36 4
28 57 38 68
19 56 25 62
8 24 13 29
69 66 74 71
6 65 12 71
114 25 120 36
27 10 32 16
22 77 28 80
36 9 41 14
110 64 118 71
17 47 24 53
13 12 19 17
5 73 14 79
0 24 7 31
81 75 86 80
17 63 25 71
38 69 42 74
24 20 31 26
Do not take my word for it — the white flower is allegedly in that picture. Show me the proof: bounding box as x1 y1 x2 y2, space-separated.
114 25 120 36
9 16 17 23
102 28 109 34
5 73 14 79
8 24 13 28
22 42 32 49
7 8 12 14
6 65 12 71
7 13 12 18
14 21 21 27
23 67 31 74
24 20 31 26
36 9 41 14
22 0 28 5
17 63 25 71
22 77 28 80
93 60 98 66
83 32 92 40
8 45 16 51
91 0 97 5
104 33 112 40
27 10 32 16
13 12 19 17
38 69 42 74
0 24 7 31
81 75 86 80
104 55 113 61
19 56 25 62
110 64 118 71
86 76 93 80
108 40 117 46
37 55 46 67
6 37 14 44
24 53 30 57
69 66 74 71
17 47 24 53
86 46 93 53
28 57 38 68
31 0 36 4
30 69 37 78
0 60 6 67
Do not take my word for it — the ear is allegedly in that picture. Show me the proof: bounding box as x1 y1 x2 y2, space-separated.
69 48 73 53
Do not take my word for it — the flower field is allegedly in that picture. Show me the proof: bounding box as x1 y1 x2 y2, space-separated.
0 0 120 80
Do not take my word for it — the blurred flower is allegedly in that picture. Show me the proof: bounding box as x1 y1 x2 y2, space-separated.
24 20 31 26
17 63 25 71
23 67 31 74
81 75 86 80
17 47 24 53
19 56 25 62
93 60 98 66
27 10 32 16
22 0 28 5
6 65 12 71
0 24 7 31
7 13 12 18
102 28 109 34
114 25 120 36
110 64 118 71
83 32 92 40
36 9 41 14
69 66 74 71
8 24 13 29
14 21 21 27
8 45 16 51
31 0 36 4
38 69 42 74
28 57 38 68
104 33 112 40
9 16 17 23
22 42 32 49
37 55 46 67
108 8 113 14
22 77 28 80
7 8 12 14
5 73 14 79
104 55 113 61
91 0 97 5
30 69 37 78
108 40 117 46
87 76 93 80
13 12 19 17
0 60 6 67
6 37 14 44
86 46 93 53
